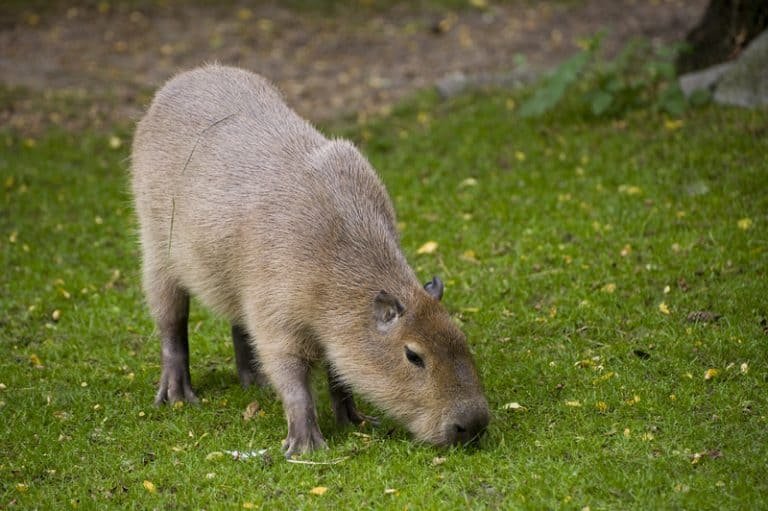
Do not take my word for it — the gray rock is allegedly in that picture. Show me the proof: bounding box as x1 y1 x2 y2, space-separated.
436 71 470 99
714 29 768 108
435 68 537 99
679 62 733 97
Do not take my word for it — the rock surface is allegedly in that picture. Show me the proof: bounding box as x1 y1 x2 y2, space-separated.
714 29 768 107
679 62 733 97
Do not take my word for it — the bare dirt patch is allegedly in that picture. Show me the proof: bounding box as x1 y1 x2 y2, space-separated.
1 1 705 135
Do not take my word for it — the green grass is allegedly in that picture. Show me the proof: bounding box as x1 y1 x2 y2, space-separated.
1 86 767 509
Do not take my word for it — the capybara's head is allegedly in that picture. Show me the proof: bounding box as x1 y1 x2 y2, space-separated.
343 277 490 446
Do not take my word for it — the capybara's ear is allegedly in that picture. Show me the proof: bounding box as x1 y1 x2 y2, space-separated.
424 276 444 301
373 290 404 331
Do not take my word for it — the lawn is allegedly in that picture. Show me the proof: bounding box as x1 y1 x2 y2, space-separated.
1 82 767 509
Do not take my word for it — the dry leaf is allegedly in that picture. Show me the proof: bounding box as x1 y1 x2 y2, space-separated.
658 302 670 315
704 368 719 381
686 311 721 324
503 402 527 411
417 241 438 255
565 400 581 407
601 283 616 294
242 401 260 421
432 456 447 465
309 486 328 496
143 480 157 493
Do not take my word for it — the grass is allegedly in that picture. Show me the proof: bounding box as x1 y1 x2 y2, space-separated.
1 82 767 509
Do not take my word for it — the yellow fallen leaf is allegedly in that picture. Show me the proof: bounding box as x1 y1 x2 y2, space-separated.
658 302 670 315
384 488 398 495
704 368 719 381
737 218 753 230
740 362 748 374
460 250 479 263
618 185 642 196
458 177 477 188
108 136 122 149
143 480 157 494
29 353 43 367
503 402 526 411
595 401 608 412
620 244 632 257
16 483 29 493
417 241 438 255
309 486 328 496
664 119 684 131
469 0 487 7
592 372 615 384
601 283 616 294
51 309 61 321
514 151 526 162
242 503 256 509
565 400 581 407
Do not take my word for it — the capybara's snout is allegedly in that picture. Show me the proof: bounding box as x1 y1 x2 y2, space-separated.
442 399 490 446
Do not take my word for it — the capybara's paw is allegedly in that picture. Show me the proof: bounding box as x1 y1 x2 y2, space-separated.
154 368 199 405
282 425 327 458
336 405 379 428
237 366 270 389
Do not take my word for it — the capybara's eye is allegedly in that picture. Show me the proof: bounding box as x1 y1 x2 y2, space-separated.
405 346 425 368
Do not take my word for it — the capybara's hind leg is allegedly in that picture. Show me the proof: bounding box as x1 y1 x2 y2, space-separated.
231 324 268 387
145 266 197 404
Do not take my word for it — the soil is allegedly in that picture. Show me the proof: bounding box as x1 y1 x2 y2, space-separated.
0 0 706 135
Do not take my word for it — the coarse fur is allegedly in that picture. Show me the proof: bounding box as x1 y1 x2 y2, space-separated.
130 64 489 456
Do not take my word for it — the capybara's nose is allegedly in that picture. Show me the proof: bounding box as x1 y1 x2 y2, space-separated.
446 403 490 445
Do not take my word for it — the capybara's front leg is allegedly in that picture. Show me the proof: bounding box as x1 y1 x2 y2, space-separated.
328 369 379 427
260 344 326 457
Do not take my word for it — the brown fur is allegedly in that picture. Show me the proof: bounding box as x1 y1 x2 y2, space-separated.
130 64 489 456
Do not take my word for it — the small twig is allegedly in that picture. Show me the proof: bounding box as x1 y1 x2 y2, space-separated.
286 456 349 466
